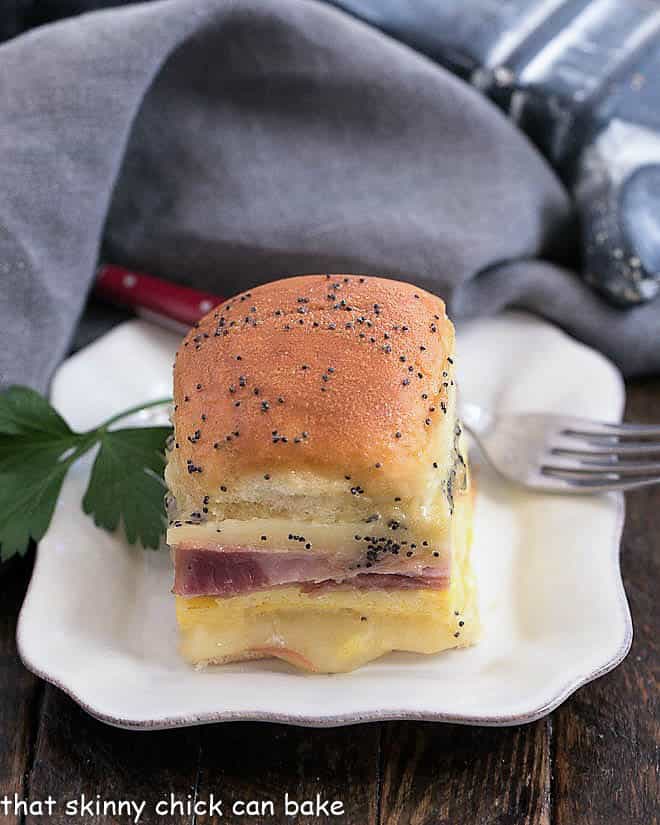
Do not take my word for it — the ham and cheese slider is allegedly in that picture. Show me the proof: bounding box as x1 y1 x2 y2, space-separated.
166 274 478 672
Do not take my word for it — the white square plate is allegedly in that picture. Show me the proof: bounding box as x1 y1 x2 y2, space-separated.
17 313 631 728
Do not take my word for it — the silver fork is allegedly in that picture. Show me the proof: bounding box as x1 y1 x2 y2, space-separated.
459 401 660 493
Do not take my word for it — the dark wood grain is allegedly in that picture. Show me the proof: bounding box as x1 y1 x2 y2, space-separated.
380 719 551 825
22 693 380 825
0 554 41 825
195 722 380 824
552 379 660 825
24 688 200 825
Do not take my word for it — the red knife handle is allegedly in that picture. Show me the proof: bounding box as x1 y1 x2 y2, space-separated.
95 265 223 327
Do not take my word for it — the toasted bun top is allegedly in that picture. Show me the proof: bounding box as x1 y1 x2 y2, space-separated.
168 275 455 507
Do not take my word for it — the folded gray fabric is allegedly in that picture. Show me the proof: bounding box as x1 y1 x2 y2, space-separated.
0 0 657 392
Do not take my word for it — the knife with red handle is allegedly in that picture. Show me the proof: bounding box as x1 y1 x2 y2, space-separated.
94 264 223 333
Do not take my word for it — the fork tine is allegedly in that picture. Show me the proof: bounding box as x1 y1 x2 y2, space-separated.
544 458 660 476
541 469 660 492
553 441 660 457
562 422 660 439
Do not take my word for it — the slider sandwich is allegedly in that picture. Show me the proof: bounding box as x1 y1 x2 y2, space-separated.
166 275 478 672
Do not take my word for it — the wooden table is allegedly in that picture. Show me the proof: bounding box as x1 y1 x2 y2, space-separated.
1 380 657 825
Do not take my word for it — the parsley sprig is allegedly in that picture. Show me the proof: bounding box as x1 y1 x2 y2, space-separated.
0 386 173 561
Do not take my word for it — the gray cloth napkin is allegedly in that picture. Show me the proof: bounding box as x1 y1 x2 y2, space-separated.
1 0 658 391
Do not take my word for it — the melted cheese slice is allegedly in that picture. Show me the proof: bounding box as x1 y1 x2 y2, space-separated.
168 516 450 568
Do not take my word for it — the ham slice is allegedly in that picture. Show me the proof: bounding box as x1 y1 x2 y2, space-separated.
174 545 449 597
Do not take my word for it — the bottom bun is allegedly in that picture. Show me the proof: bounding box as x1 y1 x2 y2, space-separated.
179 587 479 673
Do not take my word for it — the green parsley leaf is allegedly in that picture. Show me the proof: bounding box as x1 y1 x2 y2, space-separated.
82 427 173 550
0 387 88 559
0 385 73 438
0 437 76 560
0 385 173 561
